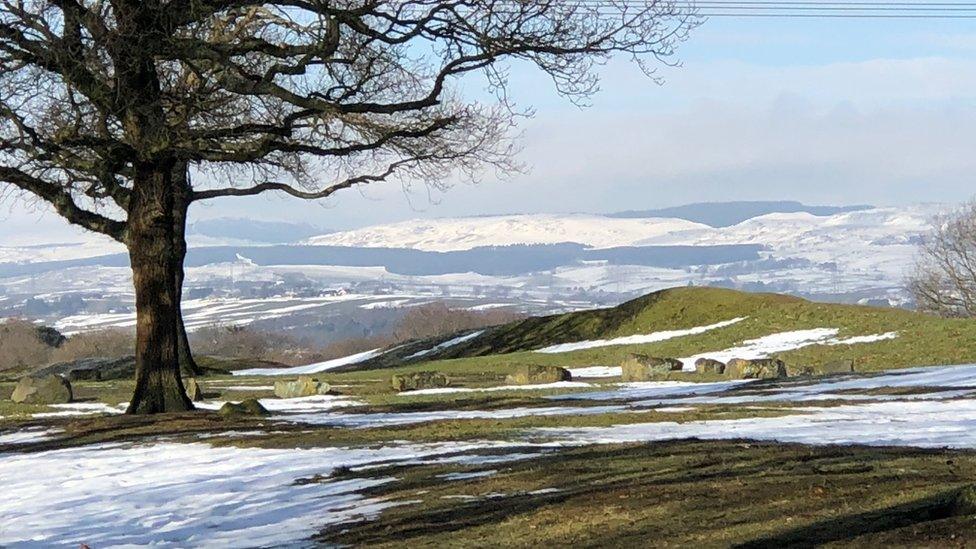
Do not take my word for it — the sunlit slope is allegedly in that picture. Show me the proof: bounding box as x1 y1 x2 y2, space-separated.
354 287 976 374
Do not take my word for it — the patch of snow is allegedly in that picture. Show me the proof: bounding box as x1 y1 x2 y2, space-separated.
568 366 621 378
406 330 485 360
0 440 515 547
539 398 976 450
360 298 411 310
281 405 627 428
830 332 899 345
553 380 754 403
402 381 593 396
195 394 362 413
535 317 746 354
234 348 382 376
528 488 562 495
466 303 513 311
438 469 498 481
32 402 126 418
0 428 60 445
681 329 899 371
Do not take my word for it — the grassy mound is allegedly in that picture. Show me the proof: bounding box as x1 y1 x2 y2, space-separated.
349 287 976 378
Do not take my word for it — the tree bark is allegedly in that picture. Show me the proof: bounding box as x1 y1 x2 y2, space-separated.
172 163 203 377
126 162 194 414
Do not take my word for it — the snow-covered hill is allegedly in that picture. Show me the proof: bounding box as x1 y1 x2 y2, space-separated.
306 214 710 251
306 206 939 255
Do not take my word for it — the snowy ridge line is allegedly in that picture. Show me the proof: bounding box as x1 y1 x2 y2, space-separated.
535 317 747 354
406 330 486 360
235 348 383 376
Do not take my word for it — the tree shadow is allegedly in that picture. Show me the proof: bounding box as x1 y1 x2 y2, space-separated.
733 487 972 548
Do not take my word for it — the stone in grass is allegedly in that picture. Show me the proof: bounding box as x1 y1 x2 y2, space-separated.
274 376 331 399
184 378 204 402
694 358 726 375
786 364 816 377
620 354 683 382
818 359 855 375
726 358 787 380
505 364 572 385
219 398 270 417
11 374 72 404
392 371 450 392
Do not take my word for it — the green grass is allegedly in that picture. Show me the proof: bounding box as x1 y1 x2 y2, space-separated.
7 284 976 546
342 287 976 381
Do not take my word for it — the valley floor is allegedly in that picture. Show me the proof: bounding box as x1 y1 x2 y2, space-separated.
5 361 976 546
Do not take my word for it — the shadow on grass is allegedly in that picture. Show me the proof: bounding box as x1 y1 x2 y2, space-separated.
735 486 974 548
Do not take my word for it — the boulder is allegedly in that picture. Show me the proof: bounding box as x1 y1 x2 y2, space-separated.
620 354 683 382
274 376 331 399
726 358 787 380
219 398 270 417
185 378 204 402
694 358 726 375
786 364 815 377
392 371 450 392
818 359 855 375
505 365 572 385
11 374 73 404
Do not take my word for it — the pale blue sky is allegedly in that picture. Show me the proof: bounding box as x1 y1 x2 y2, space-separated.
5 14 976 237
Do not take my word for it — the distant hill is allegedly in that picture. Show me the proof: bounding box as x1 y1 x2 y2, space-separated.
608 201 873 227
189 218 328 244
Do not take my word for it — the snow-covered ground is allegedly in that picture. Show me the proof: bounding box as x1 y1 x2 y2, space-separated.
543 363 976 448
0 440 534 547
10 360 976 545
307 214 709 251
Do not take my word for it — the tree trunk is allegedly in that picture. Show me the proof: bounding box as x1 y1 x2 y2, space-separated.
126 163 194 414
172 163 202 377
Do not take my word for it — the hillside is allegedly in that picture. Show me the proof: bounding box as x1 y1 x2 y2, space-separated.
351 286 976 375
609 200 873 227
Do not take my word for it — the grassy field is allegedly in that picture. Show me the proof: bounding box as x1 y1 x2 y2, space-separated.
6 287 976 545
317 440 976 548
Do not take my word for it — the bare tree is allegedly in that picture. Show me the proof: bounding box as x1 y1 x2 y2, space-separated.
0 1 699 413
909 201 976 317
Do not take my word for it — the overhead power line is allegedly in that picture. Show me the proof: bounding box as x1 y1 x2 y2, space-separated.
520 1 976 18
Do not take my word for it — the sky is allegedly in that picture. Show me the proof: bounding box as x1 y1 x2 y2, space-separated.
3 12 976 240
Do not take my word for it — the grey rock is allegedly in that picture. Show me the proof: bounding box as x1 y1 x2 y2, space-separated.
274 376 331 399
726 358 787 379
219 398 269 417
11 374 72 404
505 365 572 385
392 371 450 392
185 378 204 402
695 358 726 375
621 354 684 381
